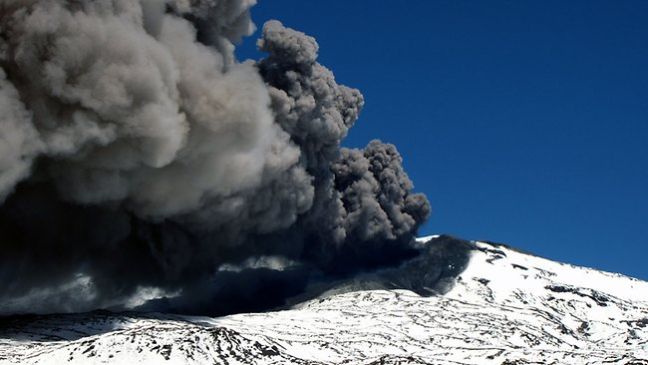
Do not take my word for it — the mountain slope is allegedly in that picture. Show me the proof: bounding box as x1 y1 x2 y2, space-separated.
2 236 648 364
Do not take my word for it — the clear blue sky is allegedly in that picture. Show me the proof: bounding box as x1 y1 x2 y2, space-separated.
237 1 648 280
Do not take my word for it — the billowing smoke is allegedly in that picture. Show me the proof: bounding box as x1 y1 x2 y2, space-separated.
0 0 430 316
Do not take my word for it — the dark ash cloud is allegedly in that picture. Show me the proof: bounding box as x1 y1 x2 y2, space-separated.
0 0 430 316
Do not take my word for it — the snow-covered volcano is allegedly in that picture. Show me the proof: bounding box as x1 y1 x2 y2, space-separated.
2 236 648 364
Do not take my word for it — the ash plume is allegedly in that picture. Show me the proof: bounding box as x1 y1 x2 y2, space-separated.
0 0 430 316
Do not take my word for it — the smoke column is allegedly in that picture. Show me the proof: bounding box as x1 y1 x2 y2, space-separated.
0 0 430 315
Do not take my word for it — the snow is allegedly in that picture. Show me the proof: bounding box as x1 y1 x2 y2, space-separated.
414 235 439 245
2 236 648 364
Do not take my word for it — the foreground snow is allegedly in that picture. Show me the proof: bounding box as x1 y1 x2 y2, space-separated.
2 236 648 364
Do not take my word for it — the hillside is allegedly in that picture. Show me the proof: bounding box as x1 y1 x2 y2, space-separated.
2 236 648 364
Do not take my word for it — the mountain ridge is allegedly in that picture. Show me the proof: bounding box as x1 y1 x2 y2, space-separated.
2 235 648 364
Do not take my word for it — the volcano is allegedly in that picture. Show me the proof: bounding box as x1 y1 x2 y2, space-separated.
2 235 647 364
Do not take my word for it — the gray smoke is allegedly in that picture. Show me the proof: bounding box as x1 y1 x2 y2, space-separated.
0 0 430 315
